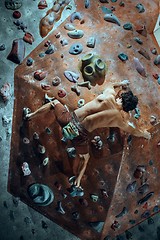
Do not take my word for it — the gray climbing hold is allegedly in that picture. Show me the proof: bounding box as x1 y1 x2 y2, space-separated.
66 147 76 158
45 44 55 54
134 37 143 45
56 201 65 214
26 57 33 66
134 57 147 77
154 55 160 66
70 12 83 23
28 183 54 206
5 0 22 10
85 0 90 8
126 181 137 193
89 221 104 233
68 29 84 39
64 70 79 83
87 37 96 48
118 53 128 61
69 43 83 55
104 13 121 26
0 44 6 51
136 3 145 13
123 23 132 30
116 207 128 218
64 23 75 31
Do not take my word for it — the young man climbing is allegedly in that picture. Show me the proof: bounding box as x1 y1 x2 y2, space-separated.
23 79 151 195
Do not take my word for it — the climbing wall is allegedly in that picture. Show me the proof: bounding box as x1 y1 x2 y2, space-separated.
8 0 160 239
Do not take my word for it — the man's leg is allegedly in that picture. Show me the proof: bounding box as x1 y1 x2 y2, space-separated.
74 153 90 187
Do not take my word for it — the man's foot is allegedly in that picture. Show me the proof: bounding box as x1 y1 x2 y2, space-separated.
23 108 31 120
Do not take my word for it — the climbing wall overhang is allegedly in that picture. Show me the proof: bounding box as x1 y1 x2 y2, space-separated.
8 1 160 239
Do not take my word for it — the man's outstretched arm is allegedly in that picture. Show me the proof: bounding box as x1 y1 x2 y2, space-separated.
120 120 151 140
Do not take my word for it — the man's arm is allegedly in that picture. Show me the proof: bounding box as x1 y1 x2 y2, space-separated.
120 120 151 139
113 80 130 88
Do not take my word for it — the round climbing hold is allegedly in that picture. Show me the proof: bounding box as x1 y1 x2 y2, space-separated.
118 53 128 61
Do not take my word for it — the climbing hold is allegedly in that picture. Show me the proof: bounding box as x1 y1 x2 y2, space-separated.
70 12 83 23
64 71 79 83
87 37 96 48
41 83 51 91
134 37 143 45
136 3 145 13
138 48 150 60
23 137 30 144
33 132 39 140
116 207 128 218
71 85 81 96
13 10 21 19
42 157 49 166
78 81 91 90
34 70 47 80
138 192 154 205
45 44 55 54
151 47 157 55
38 0 48 9
119 1 125 7
134 57 147 77
101 6 112 14
90 194 99 202
123 23 132 30
69 43 83 55
45 127 52 134
26 57 33 66
5 0 22 10
0 83 11 102
58 88 67 98
39 12 55 38
14 19 27 31
85 0 90 8
134 165 146 178
125 230 132 239
38 144 46 154
138 183 149 194
104 13 121 26
126 181 137 193
64 23 75 31
148 217 154 225
100 0 109 3
66 147 76 158
78 99 85 108
52 76 61 86
129 220 136 224
134 107 140 119
138 225 145 232
28 183 54 206
136 25 147 37
141 210 150 219
0 44 6 51
7 39 25 64
60 38 68 46
89 221 104 233
68 29 84 39
23 32 34 45
118 53 128 62
111 221 120 231
154 55 160 67
72 211 80 220
21 162 31 176
39 52 45 58
91 135 103 150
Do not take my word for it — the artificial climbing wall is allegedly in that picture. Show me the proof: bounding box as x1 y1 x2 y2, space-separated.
8 0 160 239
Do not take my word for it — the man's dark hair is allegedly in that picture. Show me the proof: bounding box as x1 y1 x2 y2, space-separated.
121 91 138 112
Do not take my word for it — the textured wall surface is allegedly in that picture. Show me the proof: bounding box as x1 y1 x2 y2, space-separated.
1 0 160 240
